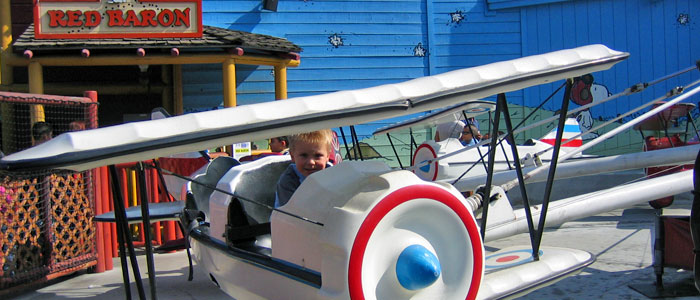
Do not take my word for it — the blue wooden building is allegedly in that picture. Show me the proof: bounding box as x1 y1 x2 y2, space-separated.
184 0 700 160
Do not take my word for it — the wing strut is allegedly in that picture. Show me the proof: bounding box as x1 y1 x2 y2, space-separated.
409 128 416 158
532 79 574 258
151 159 194 280
461 110 489 174
386 133 404 169
339 127 352 161
350 126 364 160
135 162 158 300
107 164 148 300
479 95 502 240
497 92 539 259
478 89 569 259
448 82 566 184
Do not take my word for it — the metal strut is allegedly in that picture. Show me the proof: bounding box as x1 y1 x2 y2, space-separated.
462 111 489 174
150 159 194 281
339 127 352 161
386 133 404 169
108 165 147 300
479 96 503 240
532 79 574 257
498 93 539 260
350 125 363 160
136 162 157 300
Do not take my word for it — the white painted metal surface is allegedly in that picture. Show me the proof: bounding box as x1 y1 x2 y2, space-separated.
270 161 484 299
1 45 627 172
484 170 693 242
452 143 700 192
478 246 594 300
189 236 319 300
411 137 556 181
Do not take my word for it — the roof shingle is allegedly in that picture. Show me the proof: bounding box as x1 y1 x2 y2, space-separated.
12 24 302 56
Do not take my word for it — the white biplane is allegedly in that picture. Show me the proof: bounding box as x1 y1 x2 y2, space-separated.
2 44 700 300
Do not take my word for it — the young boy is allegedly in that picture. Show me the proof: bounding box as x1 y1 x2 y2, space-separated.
460 124 481 147
269 136 289 154
274 129 334 207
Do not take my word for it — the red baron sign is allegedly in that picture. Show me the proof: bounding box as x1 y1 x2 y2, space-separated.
34 0 202 39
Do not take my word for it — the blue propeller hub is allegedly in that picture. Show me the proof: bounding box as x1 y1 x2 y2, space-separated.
396 244 441 290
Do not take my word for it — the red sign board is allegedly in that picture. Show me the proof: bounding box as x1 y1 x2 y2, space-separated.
34 0 202 39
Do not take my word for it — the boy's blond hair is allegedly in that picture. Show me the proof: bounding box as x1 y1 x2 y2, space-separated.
288 129 334 152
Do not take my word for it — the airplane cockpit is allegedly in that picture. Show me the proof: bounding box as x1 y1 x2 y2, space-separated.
185 155 291 253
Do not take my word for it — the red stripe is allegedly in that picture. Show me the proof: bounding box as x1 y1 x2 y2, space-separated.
348 185 483 300
540 139 583 147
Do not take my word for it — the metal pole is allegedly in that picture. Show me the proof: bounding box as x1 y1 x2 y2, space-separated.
109 165 146 300
533 79 573 254
386 133 404 169
350 125 363 160
339 127 352 161
136 162 157 300
499 93 539 259
480 95 503 240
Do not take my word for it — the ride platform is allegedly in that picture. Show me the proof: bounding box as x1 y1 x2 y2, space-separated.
7 194 697 300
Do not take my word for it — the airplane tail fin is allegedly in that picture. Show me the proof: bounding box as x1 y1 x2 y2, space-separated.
539 118 583 149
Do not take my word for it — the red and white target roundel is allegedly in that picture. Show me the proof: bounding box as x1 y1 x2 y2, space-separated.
412 143 439 181
348 185 484 300
485 249 544 270
465 107 489 114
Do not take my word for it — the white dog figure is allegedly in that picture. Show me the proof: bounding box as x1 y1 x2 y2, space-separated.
576 83 611 140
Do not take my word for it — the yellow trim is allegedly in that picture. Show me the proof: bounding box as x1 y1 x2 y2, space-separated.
223 58 236 108
128 169 140 235
1 0 13 86
28 62 45 122
274 65 287 100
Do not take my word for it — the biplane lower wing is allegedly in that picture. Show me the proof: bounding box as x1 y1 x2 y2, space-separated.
478 246 594 300
0 44 627 172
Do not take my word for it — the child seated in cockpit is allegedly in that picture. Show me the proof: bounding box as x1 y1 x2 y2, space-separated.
274 129 334 207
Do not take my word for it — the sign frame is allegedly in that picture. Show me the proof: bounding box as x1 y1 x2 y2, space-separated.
33 0 203 39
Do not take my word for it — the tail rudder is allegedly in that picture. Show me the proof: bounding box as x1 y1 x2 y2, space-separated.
539 118 583 148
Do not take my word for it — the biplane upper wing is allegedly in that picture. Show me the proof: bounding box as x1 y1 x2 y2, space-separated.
0 44 628 172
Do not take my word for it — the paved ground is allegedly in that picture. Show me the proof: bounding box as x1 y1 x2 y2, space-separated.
492 198 698 300
7 196 700 300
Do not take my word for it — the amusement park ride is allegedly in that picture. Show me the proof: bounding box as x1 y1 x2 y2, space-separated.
2 44 700 299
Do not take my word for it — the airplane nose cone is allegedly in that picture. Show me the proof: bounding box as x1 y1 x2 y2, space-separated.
396 244 441 290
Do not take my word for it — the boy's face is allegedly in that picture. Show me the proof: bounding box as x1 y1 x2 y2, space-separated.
290 140 330 178
269 138 286 153
461 128 480 143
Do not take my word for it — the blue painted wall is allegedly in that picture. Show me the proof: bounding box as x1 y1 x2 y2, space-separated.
184 0 430 114
182 0 700 155
518 0 700 153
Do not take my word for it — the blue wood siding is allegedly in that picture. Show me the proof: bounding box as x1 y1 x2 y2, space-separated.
182 0 700 154
520 0 700 153
184 0 430 112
